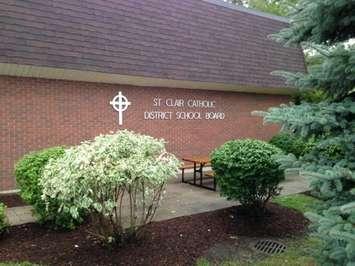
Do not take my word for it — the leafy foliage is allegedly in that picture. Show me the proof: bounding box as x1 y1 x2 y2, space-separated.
248 0 298 16
0 202 8 237
292 88 330 104
211 139 284 212
269 132 312 158
256 0 355 264
15 147 84 230
41 130 179 245
227 0 298 16
227 0 244 5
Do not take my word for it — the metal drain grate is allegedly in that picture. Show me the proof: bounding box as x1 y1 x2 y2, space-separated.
253 239 286 255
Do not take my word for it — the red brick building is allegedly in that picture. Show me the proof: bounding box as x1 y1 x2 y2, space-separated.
0 0 305 191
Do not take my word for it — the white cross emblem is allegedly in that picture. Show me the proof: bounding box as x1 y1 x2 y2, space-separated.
110 91 131 125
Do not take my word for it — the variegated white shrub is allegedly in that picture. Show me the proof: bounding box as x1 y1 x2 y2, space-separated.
41 130 179 244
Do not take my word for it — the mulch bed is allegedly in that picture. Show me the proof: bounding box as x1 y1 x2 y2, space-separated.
0 194 26 207
0 203 309 266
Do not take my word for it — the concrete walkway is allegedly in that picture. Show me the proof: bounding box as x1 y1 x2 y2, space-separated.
5 206 34 226
5 173 309 226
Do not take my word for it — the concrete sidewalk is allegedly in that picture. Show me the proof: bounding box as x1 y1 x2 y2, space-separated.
5 206 34 226
5 174 309 226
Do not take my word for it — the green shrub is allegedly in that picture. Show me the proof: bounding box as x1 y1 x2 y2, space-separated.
269 132 313 158
41 130 180 244
211 139 284 212
0 202 8 236
270 133 345 163
292 89 329 104
15 147 84 230
269 133 298 155
310 142 345 162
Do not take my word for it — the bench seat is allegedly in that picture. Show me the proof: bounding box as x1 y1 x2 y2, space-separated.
179 163 195 170
204 171 214 178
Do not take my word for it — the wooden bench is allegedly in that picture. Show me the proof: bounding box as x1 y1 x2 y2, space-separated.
179 163 195 183
179 162 212 183
204 171 214 178
204 171 216 191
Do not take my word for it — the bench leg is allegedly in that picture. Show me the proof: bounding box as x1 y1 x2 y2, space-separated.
182 168 185 183
199 164 203 186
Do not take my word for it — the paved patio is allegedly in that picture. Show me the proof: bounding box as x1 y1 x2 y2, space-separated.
5 173 309 226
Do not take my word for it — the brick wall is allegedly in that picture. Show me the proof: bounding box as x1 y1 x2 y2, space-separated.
0 75 288 191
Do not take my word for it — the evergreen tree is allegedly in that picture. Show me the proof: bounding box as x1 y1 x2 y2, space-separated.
254 0 355 265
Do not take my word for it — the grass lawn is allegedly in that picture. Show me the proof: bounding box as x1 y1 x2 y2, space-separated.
197 236 319 266
197 194 322 266
271 193 321 213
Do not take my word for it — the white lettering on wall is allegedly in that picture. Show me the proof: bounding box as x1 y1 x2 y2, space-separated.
144 97 225 121
144 111 173 120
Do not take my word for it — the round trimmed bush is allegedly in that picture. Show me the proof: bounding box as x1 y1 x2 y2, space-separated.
211 139 284 211
15 147 84 230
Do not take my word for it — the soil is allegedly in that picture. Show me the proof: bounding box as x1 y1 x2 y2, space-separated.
0 194 26 208
0 203 309 266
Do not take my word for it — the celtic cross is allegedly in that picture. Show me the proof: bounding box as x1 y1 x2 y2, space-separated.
110 91 131 125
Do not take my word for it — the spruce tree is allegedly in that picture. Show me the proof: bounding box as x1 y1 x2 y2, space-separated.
254 0 355 265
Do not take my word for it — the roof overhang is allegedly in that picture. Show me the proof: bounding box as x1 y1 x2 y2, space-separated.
0 63 295 95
